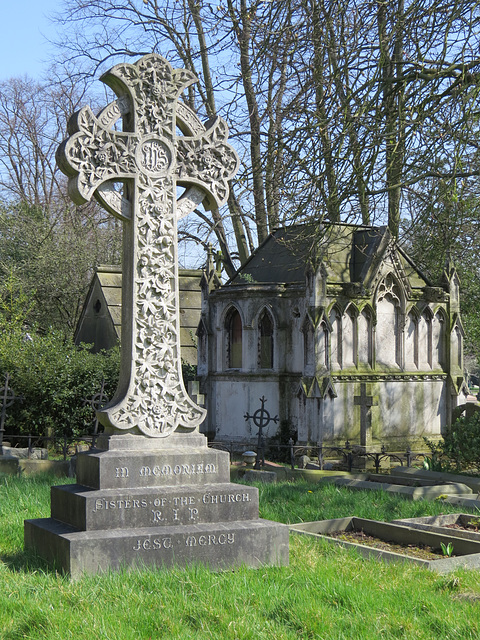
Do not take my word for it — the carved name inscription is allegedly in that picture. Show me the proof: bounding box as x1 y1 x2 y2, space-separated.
132 532 235 551
92 490 253 525
139 463 217 478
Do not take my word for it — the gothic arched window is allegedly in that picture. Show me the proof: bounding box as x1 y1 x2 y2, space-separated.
302 316 315 371
419 309 433 369
196 319 208 374
405 309 419 369
342 305 357 368
329 306 342 369
454 324 463 369
358 308 373 367
376 274 403 367
318 320 329 369
433 311 446 369
258 310 274 369
226 308 242 369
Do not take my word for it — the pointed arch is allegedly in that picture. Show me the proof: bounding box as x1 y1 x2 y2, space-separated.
302 313 315 371
328 304 343 369
376 272 405 308
405 306 420 369
257 307 275 369
419 306 434 369
433 307 447 369
224 305 243 369
318 318 330 369
196 317 208 373
375 273 403 367
343 303 359 368
451 318 464 370
358 304 373 366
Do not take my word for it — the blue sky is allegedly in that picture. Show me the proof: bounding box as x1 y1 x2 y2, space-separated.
1 0 61 81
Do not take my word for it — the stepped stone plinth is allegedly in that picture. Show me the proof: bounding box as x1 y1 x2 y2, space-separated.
25 434 288 577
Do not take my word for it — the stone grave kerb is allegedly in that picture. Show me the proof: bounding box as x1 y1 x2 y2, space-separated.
57 53 239 442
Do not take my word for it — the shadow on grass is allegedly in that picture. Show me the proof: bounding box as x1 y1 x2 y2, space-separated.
0 548 61 575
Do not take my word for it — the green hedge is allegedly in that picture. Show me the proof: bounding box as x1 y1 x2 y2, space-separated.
0 326 120 438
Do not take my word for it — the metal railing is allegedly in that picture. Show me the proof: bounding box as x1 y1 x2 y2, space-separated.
1 433 431 473
208 439 429 473
0 434 94 460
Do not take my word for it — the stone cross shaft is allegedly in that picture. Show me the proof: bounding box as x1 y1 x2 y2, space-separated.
57 54 239 437
354 382 376 446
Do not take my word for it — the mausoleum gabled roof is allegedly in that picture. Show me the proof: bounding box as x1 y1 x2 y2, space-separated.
74 265 203 363
227 223 432 291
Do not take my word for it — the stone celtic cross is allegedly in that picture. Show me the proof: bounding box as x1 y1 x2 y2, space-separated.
57 54 239 437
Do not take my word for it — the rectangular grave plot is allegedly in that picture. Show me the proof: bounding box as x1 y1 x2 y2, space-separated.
392 513 480 543
290 517 480 573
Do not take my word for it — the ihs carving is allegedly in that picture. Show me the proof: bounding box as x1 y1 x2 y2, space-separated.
57 54 239 437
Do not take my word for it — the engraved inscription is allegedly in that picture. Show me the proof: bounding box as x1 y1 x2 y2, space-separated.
115 467 129 478
131 532 235 551
91 490 253 524
139 463 216 478
189 508 199 521
132 537 173 551
93 497 147 512
137 138 172 175
185 533 235 547
202 492 251 504
152 510 165 523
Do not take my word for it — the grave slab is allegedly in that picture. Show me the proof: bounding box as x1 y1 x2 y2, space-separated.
25 517 287 579
391 467 480 493
331 476 472 500
392 513 480 542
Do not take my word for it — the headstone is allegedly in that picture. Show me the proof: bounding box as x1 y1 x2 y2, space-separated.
0 372 23 455
24 54 288 577
354 382 376 447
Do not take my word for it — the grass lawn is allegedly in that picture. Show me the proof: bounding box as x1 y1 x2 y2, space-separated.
2 473 480 639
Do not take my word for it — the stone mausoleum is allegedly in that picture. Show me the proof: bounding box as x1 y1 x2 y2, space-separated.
198 223 466 450
75 265 202 365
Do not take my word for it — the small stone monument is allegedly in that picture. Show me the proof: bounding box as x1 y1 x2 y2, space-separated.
24 54 288 577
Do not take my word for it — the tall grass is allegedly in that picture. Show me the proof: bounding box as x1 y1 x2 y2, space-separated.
256 479 478 524
2 474 480 639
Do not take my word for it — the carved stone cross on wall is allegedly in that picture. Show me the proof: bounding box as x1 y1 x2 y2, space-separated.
354 382 376 447
57 54 239 438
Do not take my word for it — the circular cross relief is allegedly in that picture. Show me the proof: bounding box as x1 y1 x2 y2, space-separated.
136 138 173 176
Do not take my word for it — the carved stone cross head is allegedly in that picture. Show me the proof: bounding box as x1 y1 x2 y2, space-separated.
57 54 239 438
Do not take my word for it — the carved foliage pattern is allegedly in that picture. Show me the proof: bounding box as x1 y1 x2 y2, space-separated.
176 118 239 206
113 168 204 436
64 108 139 201
58 54 239 437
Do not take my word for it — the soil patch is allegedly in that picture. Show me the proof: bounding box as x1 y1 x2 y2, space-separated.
328 530 452 560
445 522 480 533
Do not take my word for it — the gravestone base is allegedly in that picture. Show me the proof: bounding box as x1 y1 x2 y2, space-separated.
25 433 289 578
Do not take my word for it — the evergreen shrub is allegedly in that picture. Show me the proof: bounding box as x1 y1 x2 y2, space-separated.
442 412 480 470
0 325 120 439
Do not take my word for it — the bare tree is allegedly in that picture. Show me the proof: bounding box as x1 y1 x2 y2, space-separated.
52 0 480 264
0 75 122 333
287 0 480 236
54 0 302 269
